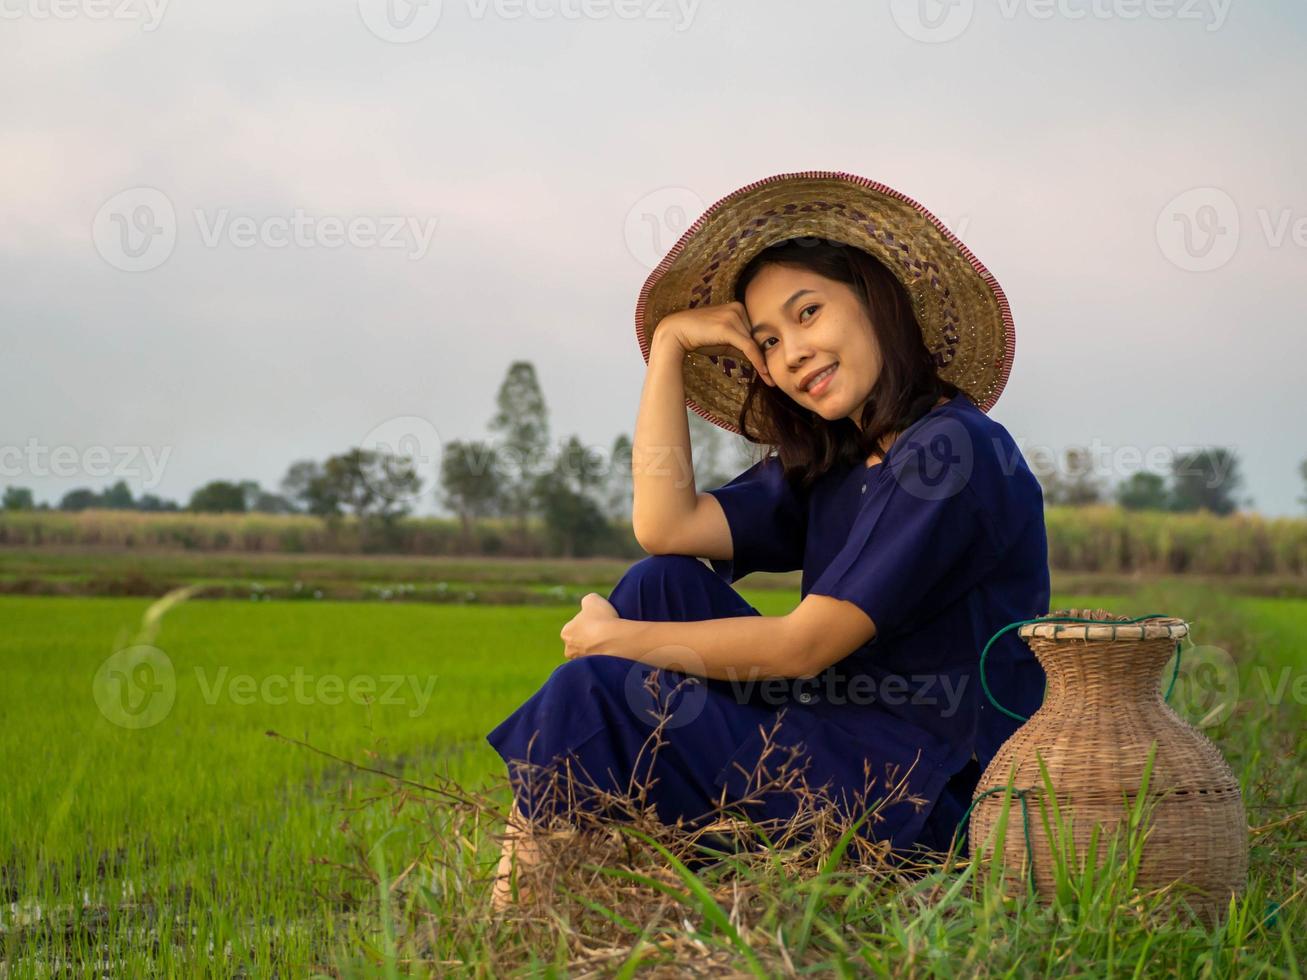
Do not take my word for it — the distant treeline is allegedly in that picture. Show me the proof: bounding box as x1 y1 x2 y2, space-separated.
2 505 1306 577
5 362 1306 559
0 509 638 560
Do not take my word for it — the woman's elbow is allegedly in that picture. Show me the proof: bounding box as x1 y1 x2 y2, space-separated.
781 598 876 678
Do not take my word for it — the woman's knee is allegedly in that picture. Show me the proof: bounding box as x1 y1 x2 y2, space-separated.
608 554 753 622
615 554 710 590
545 654 704 737
547 653 633 692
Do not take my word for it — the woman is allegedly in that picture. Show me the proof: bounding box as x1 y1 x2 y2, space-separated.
486 172 1050 909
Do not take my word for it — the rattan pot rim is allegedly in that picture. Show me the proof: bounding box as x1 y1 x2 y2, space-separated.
1017 608 1189 642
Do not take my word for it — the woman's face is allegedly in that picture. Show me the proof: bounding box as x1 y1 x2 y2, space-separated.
742 263 881 428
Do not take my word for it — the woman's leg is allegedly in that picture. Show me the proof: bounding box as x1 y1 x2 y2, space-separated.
488 555 763 905
491 805 542 912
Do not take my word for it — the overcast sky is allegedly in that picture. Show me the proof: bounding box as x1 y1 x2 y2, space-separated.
3 0 1304 517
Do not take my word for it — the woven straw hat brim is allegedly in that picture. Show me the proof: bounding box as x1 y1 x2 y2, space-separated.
634 170 1016 438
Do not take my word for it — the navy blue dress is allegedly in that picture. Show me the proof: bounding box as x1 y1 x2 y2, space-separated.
486 391 1050 859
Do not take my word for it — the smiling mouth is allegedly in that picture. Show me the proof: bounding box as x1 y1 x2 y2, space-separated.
802 363 838 394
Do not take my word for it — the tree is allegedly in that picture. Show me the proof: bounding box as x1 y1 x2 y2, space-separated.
281 450 420 548
488 361 550 542
439 440 508 547
1029 447 1104 506
2 486 34 511
189 481 248 513
1169 448 1244 515
238 479 297 514
281 460 335 517
1298 457 1307 513
1116 472 1170 511
534 478 613 558
1064 448 1105 505
52 485 178 511
688 411 734 492
1054 447 1104 505
59 488 102 511
136 494 180 512
532 435 617 557
602 433 634 522
320 449 421 525
101 480 135 509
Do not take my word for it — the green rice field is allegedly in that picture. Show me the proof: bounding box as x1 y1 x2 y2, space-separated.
0 569 1302 976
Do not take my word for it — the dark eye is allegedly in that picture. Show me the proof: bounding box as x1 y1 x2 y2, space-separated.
799 303 819 322
760 336 777 350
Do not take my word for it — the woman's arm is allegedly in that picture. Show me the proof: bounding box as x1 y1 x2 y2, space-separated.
561 593 877 681
629 329 701 550
629 304 772 555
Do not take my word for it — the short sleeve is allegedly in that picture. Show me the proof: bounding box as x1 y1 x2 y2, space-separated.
808 429 1001 643
704 456 808 583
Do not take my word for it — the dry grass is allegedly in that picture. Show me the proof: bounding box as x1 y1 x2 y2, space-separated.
273 670 960 977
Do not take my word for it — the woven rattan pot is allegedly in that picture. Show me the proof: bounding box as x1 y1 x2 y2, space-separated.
968 609 1248 927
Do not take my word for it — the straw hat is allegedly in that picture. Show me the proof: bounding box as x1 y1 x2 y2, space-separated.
633 170 1015 438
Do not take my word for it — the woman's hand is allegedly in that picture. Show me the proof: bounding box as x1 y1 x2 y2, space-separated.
560 593 623 660
653 302 775 387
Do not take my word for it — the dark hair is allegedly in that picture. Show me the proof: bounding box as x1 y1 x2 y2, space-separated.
731 238 961 494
